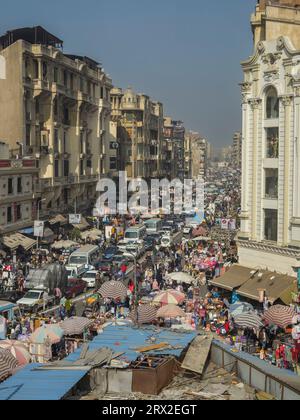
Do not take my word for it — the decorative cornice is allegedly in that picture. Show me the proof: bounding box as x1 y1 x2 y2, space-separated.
248 98 262 109
280 95 293 107
238 239 300 259
240 82 252 93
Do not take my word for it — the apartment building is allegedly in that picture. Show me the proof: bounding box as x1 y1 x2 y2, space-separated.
163 118 185 180
110 87 164 180
0 26 112 217
0 143 39 234
185 131 209 180
238 0 300 275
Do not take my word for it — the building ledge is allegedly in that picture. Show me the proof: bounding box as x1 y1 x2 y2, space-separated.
238 238 300 259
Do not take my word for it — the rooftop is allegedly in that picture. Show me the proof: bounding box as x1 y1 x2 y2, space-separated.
0 26 63 50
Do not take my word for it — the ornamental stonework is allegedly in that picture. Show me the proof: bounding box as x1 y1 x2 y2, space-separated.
248 98 262 109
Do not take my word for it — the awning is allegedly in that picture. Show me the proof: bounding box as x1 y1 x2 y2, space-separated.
81 229 102 241
1 233 37 251
237 271 297 305
209 264 254 292
51 240 78 250
49 214 68 226
72 217 90 231
19 227 34 235
41 228 56 244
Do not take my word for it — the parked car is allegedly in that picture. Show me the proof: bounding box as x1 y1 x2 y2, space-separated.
81 271 98 288
65 264 87 279
94 259 112 273
144 236 157 251
147 233 162 245
65 279 87 299
183 226 192 236
17 289 55 313
112 252 129 267
103 246 118 260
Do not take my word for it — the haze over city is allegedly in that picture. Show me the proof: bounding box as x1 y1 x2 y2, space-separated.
0 0 257 147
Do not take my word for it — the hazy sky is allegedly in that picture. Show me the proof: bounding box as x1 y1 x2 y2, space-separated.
1 0 257 147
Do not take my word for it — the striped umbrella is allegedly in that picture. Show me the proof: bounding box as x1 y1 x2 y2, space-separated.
0 340 31 366
129 304 158 324
98 281 128 300
60 317 94 336
156 304 186 319
153 290 185 306
0 348 18 382
234 312 263 329
264 305 297 328
29 324 64 345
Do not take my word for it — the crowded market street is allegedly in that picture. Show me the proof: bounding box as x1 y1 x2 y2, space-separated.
0 162 299 401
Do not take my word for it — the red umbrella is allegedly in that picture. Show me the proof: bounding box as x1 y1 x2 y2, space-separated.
156 304 186 319
153 290 185 306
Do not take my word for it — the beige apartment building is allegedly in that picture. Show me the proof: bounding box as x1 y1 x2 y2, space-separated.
232 131 242 169
0 143 39 235
110 87 164 179
0 26 112 217
163 118 186 180
185 131 209 180
238 0 300 275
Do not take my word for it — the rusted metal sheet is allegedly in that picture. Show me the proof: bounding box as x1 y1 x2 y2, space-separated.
181 335 213 375
132 357 175 395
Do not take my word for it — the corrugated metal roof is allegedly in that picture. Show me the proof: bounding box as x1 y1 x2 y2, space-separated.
0 363 89 400
66 323 196 364
0 324 196 400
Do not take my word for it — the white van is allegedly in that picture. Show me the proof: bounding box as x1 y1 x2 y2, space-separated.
124 225 147 244
144 218 162 234
68 245 100 269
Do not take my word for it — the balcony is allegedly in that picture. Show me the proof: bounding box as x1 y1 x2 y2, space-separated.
41 178 53 189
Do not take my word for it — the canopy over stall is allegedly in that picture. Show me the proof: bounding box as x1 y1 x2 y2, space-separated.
71 217 90 231
48 214 68 226
237 271 297 305
1 233 36 251
209 265 254 292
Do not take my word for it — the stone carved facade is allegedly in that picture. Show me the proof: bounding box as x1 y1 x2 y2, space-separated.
239 27 300 274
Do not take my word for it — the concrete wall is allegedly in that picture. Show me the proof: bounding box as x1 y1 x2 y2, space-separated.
238 245 297 276
211 341 300 400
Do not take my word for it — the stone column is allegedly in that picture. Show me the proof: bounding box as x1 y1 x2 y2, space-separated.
290 87 300 245
281 96 292 246
240 97 250 237
249 99 261 241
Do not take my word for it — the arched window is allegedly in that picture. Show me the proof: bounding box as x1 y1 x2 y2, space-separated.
266 87 279 119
